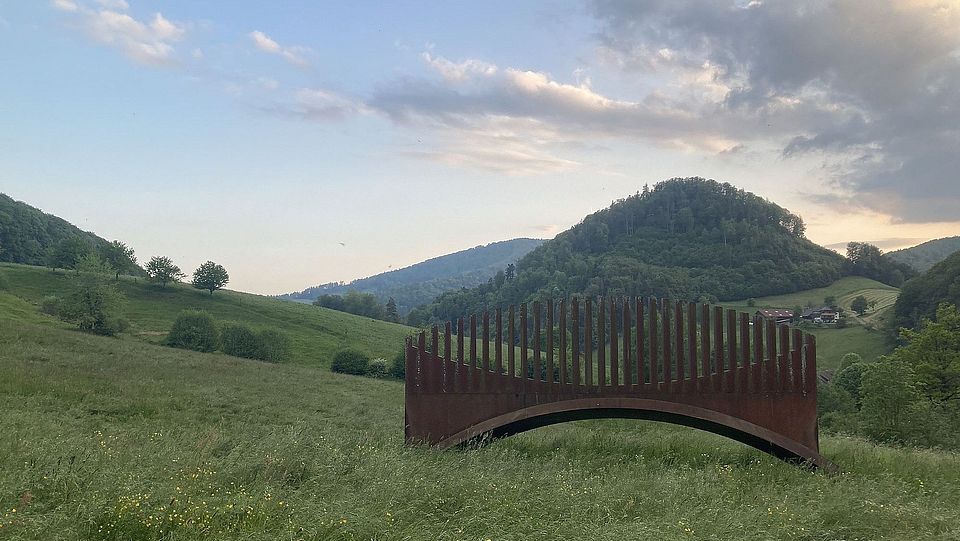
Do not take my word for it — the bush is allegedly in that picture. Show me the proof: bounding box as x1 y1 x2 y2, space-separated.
40 295 61 316
221 323 263 360
367 358 389 378
389 351 406 380
834 363 869 407
166 310 219 353
57 277 126 336
331 349 370 375
258 329 291 363
0 272 9 291
839 352 863 371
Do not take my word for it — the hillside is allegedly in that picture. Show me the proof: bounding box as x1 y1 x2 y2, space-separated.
888 236 960 272
0 193 138 272
894 250 960 329
280 238 543 314
0 263 413 366
2 316 960 539
411 178 846 324
724 277 899 369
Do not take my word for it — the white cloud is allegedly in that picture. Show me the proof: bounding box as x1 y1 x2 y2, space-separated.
248 30 311 67
55 2 188 66
52 0 79 12
420 52 496 82
369 51 747 175
83 10 186 65
95 0 128 9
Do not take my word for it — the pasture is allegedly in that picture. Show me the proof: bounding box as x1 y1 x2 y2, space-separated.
2 318 959 540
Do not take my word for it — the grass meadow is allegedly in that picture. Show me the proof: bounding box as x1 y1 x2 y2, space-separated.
0 263 414 367
2 318 959 540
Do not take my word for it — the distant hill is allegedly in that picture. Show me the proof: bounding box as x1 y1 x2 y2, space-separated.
410 178 847 324
0 193 138 271
893 250 960 330
279 238 544 314
888 236 960 273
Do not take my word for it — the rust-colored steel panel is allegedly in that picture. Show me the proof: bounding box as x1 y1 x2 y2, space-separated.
405 301 834 471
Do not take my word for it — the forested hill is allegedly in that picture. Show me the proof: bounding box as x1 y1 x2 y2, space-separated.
888 236 960 272
893 250 960 329
279 238 543 314
409 178 846 324
0 193 137 270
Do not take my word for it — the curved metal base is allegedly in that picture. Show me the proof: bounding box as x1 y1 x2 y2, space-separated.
436 398 837 472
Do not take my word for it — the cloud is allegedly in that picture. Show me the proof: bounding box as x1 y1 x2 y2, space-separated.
589 0 960 222
52 0 79 12
248 30 311 67
257 87 363 122
369 50 757 174
95 0 128 9
55 1 187 66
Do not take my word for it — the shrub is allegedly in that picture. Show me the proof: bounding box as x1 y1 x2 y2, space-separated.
389 351 406 380
258 329 291 363
839 352 863 371
331 349 369 375
834 363 869 407
40 295 61 316
367 358 389 378
166 310 219 353
57 277 126 336
0 272 9 291
221 323 263 360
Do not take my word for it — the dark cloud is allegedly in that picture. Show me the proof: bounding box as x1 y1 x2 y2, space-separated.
591 0 960 222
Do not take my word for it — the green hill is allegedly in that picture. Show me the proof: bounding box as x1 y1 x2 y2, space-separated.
894 250 960 330
0 263 414 366
2 315 959 539
0 193 138 272
411 178 846 325
280 238 544 315
888 236 960 272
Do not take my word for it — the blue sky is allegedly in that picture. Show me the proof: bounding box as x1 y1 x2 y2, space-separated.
2 1 959 294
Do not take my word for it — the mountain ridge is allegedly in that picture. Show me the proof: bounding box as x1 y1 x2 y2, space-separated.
278 238 544 314
888 236 960 273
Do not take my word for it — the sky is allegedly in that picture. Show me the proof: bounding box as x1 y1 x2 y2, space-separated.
1 0 959 295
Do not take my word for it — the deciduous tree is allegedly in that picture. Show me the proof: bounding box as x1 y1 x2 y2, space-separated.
192 261 229 295
145 256 185 288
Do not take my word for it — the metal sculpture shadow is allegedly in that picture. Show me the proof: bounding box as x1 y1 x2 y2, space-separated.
405 297 836 471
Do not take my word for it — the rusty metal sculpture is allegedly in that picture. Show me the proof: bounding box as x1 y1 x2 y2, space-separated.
405 297 835 470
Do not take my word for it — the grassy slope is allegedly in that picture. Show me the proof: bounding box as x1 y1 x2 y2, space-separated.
1 319 959 540
0 263 414 367
724 277 899 370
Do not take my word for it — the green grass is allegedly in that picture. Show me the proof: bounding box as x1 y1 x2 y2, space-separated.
0 263 415 367
726 277 899 312
724 277 900 371
2 319 960 540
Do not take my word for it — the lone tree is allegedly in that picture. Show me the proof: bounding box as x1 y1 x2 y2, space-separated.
851 295 869 316
145 256 185 288
385 297 399 322
99 240 139 280
192 261 229 295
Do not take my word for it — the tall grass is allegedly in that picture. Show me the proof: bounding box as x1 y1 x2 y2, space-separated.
2 319 958 540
